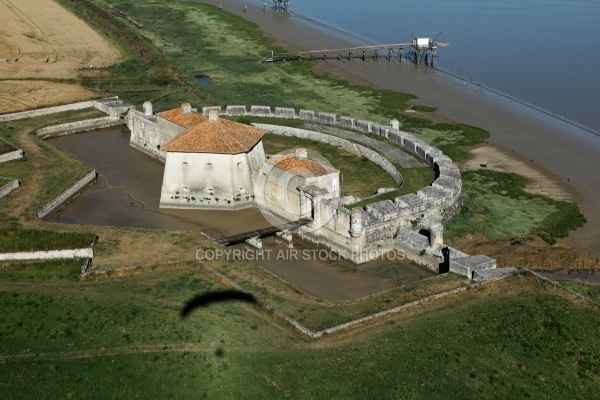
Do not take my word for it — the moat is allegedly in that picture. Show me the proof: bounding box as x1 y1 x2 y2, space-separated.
48 126 435 300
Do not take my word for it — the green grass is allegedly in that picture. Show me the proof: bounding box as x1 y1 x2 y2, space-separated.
0 269 599 398
262 133 398 198
412 105 437 112
0 109 99 217
444 170 586 243
0 259 82 282
0 139 15 155
225 116 305 128
347 166 435 208
558 280 600 303
62 0 414 120
0 221 93 252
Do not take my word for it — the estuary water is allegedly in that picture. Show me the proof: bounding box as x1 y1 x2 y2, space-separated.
268 0 600 132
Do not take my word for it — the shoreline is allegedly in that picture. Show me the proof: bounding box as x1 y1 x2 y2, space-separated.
199 0 599 256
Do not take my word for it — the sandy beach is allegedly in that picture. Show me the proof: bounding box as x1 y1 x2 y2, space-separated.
199 1 599 259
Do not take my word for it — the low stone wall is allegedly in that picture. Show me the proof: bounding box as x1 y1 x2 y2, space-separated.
0 178 19 198
35 117 125 139
0 101 94 122
0 148 23 164
36 170 97 220
202 105 461 218
93 97 134 117
254 124 403 186
0 247 94 261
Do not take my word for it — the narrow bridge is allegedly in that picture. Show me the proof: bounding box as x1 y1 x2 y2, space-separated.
216 218 312 247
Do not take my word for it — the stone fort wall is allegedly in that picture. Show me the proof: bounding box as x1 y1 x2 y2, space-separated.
195 105 462 263
128 103 497 274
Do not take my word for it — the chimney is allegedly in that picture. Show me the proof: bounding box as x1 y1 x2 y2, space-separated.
209 109 219 121
294 148 307 160
143 101 153 116
181 103 192 114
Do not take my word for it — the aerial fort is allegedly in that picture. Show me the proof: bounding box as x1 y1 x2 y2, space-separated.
128 101 497 277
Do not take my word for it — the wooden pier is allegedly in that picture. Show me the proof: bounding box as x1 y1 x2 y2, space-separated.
260 35 448 67
216 218 312 247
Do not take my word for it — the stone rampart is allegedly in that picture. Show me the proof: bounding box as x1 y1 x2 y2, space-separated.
0 178 19 199
133 103 483 274
36 170 97 220
35 117 124 139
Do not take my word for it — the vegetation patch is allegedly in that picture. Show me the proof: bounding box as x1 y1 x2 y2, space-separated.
558 280 600 303
0 139 16 156
225 116 305 128
411 105 437 113
347 166 435 208
0 109 99 217
444 170 586 244
0 221 93 252
0 259 82 282
208 257 467 331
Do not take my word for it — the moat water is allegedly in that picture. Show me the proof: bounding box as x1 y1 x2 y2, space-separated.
48 126 435 300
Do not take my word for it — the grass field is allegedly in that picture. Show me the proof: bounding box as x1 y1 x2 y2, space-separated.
444 170 586 244
0 221 92 252
0 268 598 398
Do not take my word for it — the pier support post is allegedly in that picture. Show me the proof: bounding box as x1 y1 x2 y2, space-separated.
245 236 263 253
275 230 294 248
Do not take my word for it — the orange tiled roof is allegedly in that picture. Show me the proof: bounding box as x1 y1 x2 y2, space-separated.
267 153 339 178
163 118 266 154
156 109 207 128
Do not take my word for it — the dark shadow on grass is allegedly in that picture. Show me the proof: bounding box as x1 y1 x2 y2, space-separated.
180 290 256 318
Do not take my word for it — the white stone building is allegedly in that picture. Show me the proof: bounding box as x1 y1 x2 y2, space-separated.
159 110 266 209
257 148 340 223
128 102 206 161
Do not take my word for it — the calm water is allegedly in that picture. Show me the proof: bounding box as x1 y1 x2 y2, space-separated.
259 0 600 131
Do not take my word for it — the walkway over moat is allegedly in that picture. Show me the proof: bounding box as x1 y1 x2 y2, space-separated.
216 218 312 247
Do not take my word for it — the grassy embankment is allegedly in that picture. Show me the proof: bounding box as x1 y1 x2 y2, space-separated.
0 268 599 398
0 138 15 155
0 221 92 253
558 280 600 304
0 110 101 250
445 170 586 245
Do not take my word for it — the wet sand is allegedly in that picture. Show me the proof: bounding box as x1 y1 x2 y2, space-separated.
201 0 600 255
232 237 434 300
